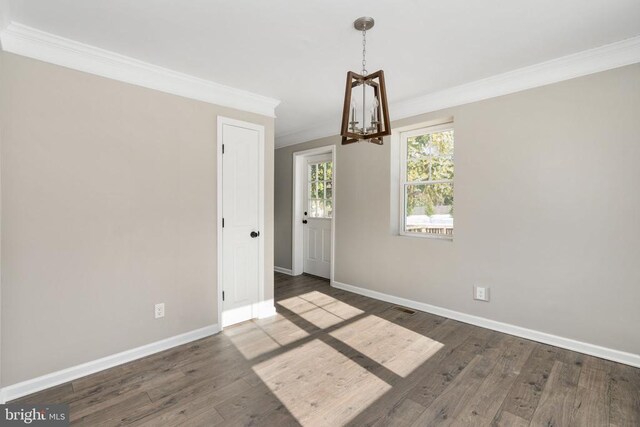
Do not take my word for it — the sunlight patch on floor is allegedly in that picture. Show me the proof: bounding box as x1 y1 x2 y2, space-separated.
277 296 346 329
297 290 365 320
296 290 339 307
253 338 391 425
226 322 282 359
330 315 444 377
277 295 322 315
321 299 364 319
253 314 310 346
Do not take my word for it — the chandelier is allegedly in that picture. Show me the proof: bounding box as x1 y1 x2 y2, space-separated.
340 17 391 145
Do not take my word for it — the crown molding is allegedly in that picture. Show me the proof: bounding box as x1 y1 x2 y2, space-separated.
0 22 281 117
276 118 341 148
276 35 640 148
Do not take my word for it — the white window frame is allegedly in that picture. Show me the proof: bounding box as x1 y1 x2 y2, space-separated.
398 122 454 240
305 155 333 219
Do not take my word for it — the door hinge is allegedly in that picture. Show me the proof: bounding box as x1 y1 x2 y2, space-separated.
222 217 225 228
222 144 225 154
222 291 225 301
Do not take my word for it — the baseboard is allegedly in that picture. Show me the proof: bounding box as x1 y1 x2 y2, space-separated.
0 323 220 403
274 266 293 275
331 280 640 368
222 299 277 328
258 299 278 319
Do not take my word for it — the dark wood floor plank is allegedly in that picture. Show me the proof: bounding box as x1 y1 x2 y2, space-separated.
455 336 536 425
500 343 559 420
406 326 502 409
127 377 252 426
71 391 152 426
145 362 250 402
609 362 640 427
12 382 75 405
213 381 298 425
570 366 610 427
10 272 639 427
179 407 225 427
530 360 581 427
408 331 529 427
371 397 426 427
410 355 497 426
71 336 221 393
405 342 479 409
492 410 530 427
68 369 184 421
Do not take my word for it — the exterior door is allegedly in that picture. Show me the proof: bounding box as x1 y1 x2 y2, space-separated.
221 120 262 327
303 154 332 279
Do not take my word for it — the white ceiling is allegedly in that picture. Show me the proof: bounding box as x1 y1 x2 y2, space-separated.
5 0 640 144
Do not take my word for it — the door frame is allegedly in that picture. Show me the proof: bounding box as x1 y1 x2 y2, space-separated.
217 116 265 330
292 145 336 282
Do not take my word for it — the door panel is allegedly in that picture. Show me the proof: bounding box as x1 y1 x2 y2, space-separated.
222 123 261 327
308 229 317 260
322 228 331 262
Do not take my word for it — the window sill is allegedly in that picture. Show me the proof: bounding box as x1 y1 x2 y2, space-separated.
398 232 453 241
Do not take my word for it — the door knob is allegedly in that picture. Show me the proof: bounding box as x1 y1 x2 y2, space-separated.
302 220 308 224
250 231 260 238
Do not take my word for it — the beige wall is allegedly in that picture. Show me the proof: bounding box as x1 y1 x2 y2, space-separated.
275 64 640 356
0 52 274 386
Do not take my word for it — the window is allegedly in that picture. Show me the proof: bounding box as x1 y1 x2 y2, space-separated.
400 124 454 238
308 160 333 218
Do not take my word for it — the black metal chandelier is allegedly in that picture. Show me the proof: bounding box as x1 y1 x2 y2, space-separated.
340 17 391 145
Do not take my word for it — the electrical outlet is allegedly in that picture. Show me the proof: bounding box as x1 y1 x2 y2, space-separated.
155 303 165 318
474 285 490 302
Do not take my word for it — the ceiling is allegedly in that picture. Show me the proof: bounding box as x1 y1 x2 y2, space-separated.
5 0 640 144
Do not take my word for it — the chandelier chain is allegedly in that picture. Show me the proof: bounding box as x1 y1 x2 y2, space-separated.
362 29 367 76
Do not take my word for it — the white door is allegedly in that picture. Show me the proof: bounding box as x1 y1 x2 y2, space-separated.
303 154 332 279
221 120 263 327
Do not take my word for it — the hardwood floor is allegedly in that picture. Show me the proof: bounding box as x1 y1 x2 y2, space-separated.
13 273 640 426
